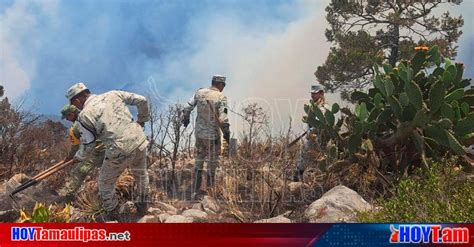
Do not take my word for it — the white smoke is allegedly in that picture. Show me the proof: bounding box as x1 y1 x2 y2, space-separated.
0 0 58 99
152 0 336 133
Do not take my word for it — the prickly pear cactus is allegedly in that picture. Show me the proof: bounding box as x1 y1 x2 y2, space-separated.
303 45 473 171
302 101 343 144
348 46 473 166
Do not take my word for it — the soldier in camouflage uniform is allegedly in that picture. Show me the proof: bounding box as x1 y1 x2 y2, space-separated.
293 84 329 182
59 104 106 201
183 75 230 198
65 82 150 220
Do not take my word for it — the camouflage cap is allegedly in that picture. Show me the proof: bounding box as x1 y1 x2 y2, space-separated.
311 84 324 93
212 75 226 84
60 104 78 119
65 82 88 101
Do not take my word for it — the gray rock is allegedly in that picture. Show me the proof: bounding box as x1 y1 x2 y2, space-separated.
254 215 292 223
181 209 207 219
304 185 372 223
156 202 178 215
138 215 160 223
192 203 203 211
201 196 220 213
203 208 216 215
0 173 59 211
158 213 171 223
147 207 162 215
165 215 194 223
0 209 19 222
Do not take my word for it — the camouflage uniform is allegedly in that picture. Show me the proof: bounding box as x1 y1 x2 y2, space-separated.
61 121 105 197
72 90 150 212
294 85 329 181
183 81 229 193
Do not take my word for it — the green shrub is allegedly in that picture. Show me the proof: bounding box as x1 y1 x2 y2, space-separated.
359 158 473 222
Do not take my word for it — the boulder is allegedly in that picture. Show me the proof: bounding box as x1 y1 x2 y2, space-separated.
158 213 171 223
181 209 207 219
164 215 194 223
191 203 203 211
156 202 178 215
0 173 59 212
0 209 19 222
304 185 372 223
147 207 162 215
138 215 160 223
254 215 292 223
201 196 220 213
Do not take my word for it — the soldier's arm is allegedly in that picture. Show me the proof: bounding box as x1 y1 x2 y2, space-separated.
218 95 230 142
115 90 150 123
73 121 96 162
217 95 229 126
182 93 196 127
183 93 196 119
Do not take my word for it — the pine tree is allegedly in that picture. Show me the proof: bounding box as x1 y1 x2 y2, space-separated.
316 0 464 99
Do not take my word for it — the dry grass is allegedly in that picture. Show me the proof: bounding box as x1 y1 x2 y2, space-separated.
75 181 103 222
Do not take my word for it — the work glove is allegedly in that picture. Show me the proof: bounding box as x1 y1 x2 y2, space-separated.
182 117 190 128
222 123 230 143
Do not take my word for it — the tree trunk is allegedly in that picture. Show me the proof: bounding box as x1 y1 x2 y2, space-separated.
388 24 400 67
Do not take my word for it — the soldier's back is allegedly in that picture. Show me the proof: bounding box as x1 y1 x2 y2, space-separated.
78 91 147 154
194 88 224 140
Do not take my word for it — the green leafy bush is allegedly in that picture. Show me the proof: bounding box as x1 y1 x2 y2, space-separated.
359 158 474 223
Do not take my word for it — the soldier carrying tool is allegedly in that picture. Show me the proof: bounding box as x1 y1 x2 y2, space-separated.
65 82 150 221
293 84 329 182
182 75 230 199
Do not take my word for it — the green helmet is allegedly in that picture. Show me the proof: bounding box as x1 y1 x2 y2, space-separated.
60 104 78 119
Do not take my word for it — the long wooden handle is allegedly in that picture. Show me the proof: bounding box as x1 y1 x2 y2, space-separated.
36 159 75 181
32 160 66 180
10 159 75 197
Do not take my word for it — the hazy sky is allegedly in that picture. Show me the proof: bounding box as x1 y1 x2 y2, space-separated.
0 0 473 131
